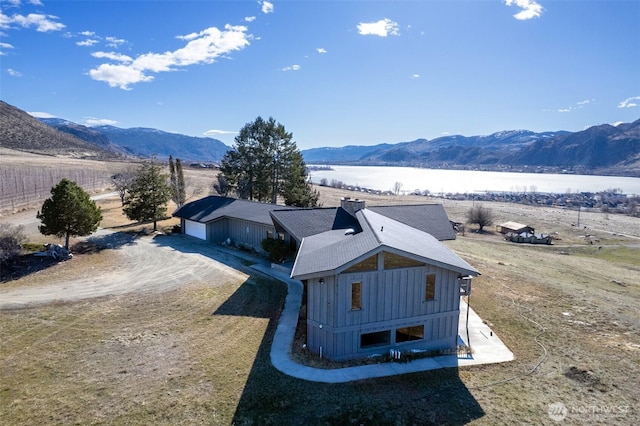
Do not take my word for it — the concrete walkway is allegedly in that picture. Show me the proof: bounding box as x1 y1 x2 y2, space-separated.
252 264 514 384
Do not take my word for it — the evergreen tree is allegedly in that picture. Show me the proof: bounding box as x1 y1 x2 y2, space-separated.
168 156 187 207
123 161 172 231
220 116 315 206
282 151 320 207
175 158 186 206
37 178 102 250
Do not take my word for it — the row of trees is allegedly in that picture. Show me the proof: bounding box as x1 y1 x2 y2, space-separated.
28 116 319 254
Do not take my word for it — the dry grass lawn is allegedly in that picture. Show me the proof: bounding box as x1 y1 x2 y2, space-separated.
1 162 639 424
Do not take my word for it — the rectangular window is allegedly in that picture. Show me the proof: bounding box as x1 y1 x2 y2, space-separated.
425 274 436 301
396 325 425 343
360 330 390 348
266 230 274 239
351 281 362 310
277 232 285 241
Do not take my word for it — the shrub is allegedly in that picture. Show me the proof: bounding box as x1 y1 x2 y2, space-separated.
261 238 292 263
0 224 26 263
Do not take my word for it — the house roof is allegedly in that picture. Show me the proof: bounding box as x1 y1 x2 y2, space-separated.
270 207 361 240
271 203 455 242
368 204 456 240
291 209 479 280
173 195 288 226
499 221 532 231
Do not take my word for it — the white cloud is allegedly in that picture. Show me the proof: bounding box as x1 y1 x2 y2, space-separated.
282 64 300 71
77 39 99 47
89 24 251 90
84 117 118 126
7 68 22 76
618 96 640 108
504 0 544 20
0 41 14 55
558 108 570 113
245 16 256 22
316 47 327 54
411 74 420 79
80 31 95 37
612 121 624 127
357 18 400 37
204 129 237 136
105 36 125 48
261 1 274 14
576 98 595 106
8 13 65 32
91 51 133 62
28 111 56 118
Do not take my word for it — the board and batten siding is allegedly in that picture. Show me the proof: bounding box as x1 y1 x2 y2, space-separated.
306 260 462 360
206 217 275 253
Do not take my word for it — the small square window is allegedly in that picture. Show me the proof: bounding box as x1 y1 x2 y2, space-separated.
266 230 274 239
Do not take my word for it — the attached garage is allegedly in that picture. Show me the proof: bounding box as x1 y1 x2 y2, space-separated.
184 219 207 240
173 195 297 253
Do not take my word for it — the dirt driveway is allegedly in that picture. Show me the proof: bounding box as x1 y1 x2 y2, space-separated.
0 229 253 309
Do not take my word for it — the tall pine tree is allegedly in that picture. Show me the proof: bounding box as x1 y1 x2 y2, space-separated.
168 156 186 207
220 116 316 206
124 161 172 231
37 179 102 250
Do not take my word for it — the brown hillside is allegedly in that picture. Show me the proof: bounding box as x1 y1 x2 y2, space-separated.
0 101 114 158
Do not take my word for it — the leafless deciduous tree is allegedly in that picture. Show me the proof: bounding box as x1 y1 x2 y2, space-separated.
465 204 495 232
0 224 26 263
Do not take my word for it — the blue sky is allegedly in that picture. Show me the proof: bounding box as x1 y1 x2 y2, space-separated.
1 0 639 150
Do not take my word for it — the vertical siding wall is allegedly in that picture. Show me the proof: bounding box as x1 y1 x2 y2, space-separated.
207 218 276 253
306 260 462 360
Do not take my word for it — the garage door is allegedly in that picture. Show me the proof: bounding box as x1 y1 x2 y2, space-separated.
184 220 207 240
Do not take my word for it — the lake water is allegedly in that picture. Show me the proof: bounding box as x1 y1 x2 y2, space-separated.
308 166 640 196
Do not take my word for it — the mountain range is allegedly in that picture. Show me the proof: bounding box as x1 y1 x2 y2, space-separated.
1 101 639 176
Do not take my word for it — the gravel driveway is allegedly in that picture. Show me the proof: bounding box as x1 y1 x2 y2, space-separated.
0 229 253 309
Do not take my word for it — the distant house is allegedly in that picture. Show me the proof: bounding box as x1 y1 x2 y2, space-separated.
174 196 479 361
496 221 534 235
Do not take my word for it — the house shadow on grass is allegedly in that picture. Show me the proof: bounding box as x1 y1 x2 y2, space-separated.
153 234 485 425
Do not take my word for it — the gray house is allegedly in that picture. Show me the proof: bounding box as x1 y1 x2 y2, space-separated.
175 196 479 361
277 198 479 361
173 196 296 253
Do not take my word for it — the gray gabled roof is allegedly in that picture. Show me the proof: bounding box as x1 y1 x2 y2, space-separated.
291 209 479 280
271 203 455 242
270 207 360 241
368 204 456 240
173 195 289 226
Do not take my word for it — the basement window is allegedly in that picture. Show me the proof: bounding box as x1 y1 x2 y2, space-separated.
396 325 424 343
360 330 390 349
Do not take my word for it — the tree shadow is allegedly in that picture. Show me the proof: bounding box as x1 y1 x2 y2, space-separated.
75 231 141 253
1 254 60 282
153 234 486 425
1 230 142 282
